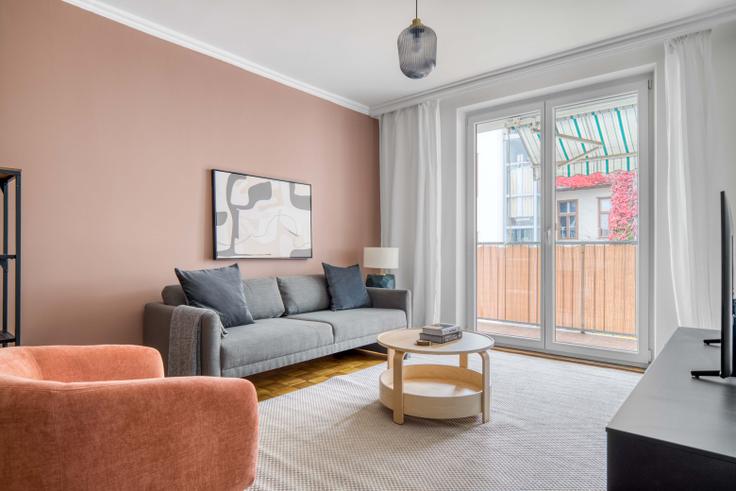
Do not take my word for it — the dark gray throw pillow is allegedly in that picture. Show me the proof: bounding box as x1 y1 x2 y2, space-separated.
175 264 254 328
322 263 371 311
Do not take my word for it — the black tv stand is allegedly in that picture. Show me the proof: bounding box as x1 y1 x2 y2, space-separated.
607 328 736 490
703 338 721 345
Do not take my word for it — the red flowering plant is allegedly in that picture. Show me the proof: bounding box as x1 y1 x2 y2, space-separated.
555 170 638 241
607 170 638 240
555 172 610 189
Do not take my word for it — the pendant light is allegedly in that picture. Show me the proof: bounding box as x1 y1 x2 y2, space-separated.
397 0 437 79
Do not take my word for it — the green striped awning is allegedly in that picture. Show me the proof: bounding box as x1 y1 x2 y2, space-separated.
512 93 638 177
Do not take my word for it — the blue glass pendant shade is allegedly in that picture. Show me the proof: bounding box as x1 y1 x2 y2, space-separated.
397 18 437 79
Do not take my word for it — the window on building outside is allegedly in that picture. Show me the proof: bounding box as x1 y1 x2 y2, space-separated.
558 200 577 240
599 197 611 239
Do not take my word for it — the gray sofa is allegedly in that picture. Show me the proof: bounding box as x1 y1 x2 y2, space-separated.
143 274 412 378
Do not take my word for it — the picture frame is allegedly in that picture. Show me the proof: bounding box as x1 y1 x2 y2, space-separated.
211 169 313 259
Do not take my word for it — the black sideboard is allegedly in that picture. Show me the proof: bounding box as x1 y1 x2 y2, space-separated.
606 327 736 490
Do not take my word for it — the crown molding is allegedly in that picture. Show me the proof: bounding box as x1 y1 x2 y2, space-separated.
62 0 371 115
369 4 736 116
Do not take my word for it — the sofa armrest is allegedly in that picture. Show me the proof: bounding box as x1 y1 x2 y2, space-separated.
3 376 258 490
25 345 164 382
143 303 223 377
367 288 413 327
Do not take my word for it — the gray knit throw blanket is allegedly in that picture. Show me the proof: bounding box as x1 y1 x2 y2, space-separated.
168 306 225 376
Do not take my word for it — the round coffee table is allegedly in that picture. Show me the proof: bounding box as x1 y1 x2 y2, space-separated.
376 328 495 425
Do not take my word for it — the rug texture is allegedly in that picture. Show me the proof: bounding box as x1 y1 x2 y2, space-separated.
252 351 640 491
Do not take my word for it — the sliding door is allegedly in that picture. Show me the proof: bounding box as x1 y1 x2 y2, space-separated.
470 77 650 365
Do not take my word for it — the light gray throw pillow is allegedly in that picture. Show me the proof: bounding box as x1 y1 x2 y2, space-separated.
243 277 285 319
277 275 331 315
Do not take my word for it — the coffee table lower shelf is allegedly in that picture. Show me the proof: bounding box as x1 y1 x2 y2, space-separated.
378 364 486 420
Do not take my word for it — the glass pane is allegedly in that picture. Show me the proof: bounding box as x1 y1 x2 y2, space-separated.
476 111 541 341
554 93 639 353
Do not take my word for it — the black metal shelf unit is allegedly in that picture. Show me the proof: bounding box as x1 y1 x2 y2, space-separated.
0 168 20 346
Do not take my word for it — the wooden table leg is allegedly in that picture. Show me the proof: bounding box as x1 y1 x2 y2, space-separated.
387 348 395 369
392 350 405 424
459 352 469 368
480 350 491 423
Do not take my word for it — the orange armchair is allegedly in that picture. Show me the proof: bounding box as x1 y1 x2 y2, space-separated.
0 345 258 491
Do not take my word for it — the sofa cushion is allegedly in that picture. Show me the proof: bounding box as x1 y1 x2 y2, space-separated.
175 264 254 328
277 275 330 315
220 318 334 369
288 308 406 342
243 277 285 320
322 263 371 311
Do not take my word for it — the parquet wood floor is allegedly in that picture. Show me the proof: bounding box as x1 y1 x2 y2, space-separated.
245 350 384 401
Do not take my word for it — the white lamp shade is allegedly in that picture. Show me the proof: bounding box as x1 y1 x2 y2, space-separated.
363 247 399 270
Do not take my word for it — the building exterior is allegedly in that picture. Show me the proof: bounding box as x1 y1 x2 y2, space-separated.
477 94 638 245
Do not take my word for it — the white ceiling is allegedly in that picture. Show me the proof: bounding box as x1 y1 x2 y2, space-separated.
70 0 736 112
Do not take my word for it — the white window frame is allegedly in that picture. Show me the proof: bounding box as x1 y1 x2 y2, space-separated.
466 74 652 366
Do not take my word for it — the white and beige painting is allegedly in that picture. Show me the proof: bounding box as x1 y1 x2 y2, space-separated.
213 170 312 259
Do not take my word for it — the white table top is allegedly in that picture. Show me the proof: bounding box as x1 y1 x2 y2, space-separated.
377 328 495 355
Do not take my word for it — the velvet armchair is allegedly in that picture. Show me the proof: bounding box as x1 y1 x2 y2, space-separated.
0 345 258 490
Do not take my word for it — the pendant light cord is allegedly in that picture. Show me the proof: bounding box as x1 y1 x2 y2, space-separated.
415 0 418 18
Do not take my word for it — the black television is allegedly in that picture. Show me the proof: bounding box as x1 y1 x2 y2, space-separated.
691 191 734 379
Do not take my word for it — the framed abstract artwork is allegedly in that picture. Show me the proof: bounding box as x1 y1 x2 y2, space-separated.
211 169 312 259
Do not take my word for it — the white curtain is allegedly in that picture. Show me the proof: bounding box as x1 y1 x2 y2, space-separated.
379 100 442 327
665 31 719 329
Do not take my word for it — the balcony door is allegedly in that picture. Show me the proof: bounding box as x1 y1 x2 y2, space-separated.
469 77 650 366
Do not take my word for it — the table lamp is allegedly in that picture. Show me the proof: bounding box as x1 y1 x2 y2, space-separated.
364 247 399 288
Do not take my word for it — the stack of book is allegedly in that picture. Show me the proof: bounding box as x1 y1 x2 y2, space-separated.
419 323 462 344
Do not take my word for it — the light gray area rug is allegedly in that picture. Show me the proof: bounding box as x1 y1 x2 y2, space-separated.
253 351 640 491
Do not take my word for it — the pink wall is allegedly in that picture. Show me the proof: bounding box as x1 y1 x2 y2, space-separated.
0 0 380 345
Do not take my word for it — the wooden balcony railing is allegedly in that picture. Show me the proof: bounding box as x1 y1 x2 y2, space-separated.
477 242 637 337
